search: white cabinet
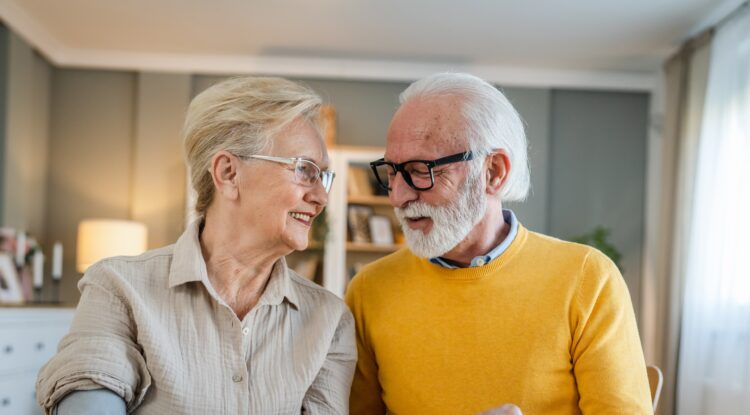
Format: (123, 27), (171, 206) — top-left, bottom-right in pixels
(0, 307), (75, 415)
(0, 372), (38, 415)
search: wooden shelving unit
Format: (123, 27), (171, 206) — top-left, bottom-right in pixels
(321, 146), (409, 297)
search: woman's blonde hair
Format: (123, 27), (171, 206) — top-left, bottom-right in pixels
(183, 76), (322, 216)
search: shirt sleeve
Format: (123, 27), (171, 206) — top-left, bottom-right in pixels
(36, 262), (152, 415)
(302, 305), (357, 414)
(571, 250), (653, 414)
(54, 389), (126, 415)
(345, 275), (387, 415)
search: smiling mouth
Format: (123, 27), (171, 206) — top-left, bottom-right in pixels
(405, 216), (431, 230)
(289, 212), (313, 226)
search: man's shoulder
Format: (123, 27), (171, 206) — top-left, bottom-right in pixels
(522, 228), (598, 262)
(523, 228), (621, 282)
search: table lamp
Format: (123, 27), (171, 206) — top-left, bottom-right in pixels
(76, 219), (148, 272)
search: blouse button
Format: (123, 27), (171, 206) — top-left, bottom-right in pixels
(242, 327), (250, 336)
(232, 374), (243, 383)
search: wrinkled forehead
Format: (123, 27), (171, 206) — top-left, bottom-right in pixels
(385, 96), (469, 162)
(271, 117), (330, 167)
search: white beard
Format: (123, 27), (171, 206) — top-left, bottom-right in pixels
(395, 170), (487, 258)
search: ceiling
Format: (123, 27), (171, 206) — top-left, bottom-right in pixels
(0, 0), (735, 90)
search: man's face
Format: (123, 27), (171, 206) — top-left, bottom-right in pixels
(385, 96), (488, 258)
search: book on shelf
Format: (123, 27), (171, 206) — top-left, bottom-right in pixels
(348, 205), (373, 243)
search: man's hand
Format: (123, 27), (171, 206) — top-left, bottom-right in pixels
(477, 403), (523, 415)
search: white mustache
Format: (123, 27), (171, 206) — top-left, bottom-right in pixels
(395, 202), (438, 221)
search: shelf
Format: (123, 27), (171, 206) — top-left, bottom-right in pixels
(347, 194), (392, 206)
(346, 242), (403, 253)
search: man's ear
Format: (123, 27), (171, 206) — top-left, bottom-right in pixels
(485, 150), (511, 195)
(210, 150), (240, 201)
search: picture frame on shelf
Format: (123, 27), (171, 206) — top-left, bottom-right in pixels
(348, 205), (373, 243)
(0, 253), (24, 304)
(369, 215), (394, 245)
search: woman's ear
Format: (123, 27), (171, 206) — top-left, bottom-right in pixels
(485, 150), (511, 195)
(210, 150), (240, 201)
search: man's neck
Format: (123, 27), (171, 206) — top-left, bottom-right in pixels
(440, 205), (509, 267)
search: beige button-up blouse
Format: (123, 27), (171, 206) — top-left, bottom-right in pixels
(36, 220), (356, 414)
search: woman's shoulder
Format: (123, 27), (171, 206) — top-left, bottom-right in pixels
(286, 271), (349, 315)
(78, 244), (176, 297)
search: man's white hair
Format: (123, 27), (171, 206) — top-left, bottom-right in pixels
(399, 72), (530, 201)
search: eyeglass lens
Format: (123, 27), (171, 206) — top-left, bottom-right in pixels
(373, 161), (433, 191)
(294, 159), (334, 192)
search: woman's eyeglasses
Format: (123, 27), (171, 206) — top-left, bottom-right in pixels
(242, 155), (335, 193)
(369, 151), (473, 191)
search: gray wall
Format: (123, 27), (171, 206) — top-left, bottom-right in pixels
(0, 28), (51, 244)
(46, 69), (136, 302)
(45, 69), (194, 303)
(503, 88), (552, 233)
(548, 90), (648, 309)
(131, 73), (191, 249)
(0, 25), (8, 223)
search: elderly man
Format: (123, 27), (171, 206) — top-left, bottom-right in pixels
(345, 73), (652, 414)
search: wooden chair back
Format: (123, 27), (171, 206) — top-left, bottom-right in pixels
(647, 365), (663, 411)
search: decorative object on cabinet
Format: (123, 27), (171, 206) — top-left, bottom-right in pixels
(0, 230), (54, 305)
(76, 219), (148, 272)
(0, 255), (23, 304)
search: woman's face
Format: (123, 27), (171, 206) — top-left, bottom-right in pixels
(237, 118), (329, 252)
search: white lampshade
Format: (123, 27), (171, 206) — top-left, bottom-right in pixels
(76, 219), (148, 272)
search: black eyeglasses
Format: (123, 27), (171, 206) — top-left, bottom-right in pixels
(369, 151), (474, 191)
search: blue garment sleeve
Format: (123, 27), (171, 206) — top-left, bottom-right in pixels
(54, 389), (126, 415)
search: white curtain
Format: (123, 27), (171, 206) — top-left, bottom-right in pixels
(676, 6), (750, 415)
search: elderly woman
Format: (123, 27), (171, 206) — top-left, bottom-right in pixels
(37, 77), (356, 414)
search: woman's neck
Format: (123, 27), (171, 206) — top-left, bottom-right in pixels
(199, 212), (287, 319)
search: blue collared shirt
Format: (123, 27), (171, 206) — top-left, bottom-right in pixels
(429, 209), (519, 268)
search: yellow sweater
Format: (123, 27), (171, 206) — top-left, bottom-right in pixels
(345, 224), (652, 415)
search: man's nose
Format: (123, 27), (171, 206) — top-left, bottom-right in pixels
(388, 172), (417, 208)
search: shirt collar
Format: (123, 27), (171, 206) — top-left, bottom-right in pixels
(429, 208), (519, 269)
(168, 219), (299, 309)
(257, 257), (300, 309)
